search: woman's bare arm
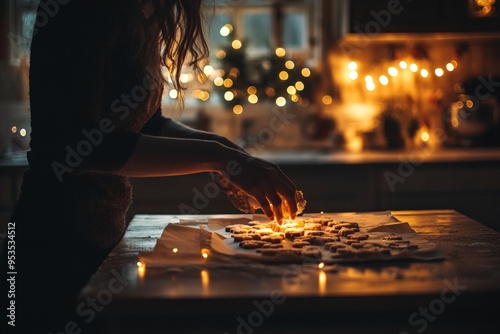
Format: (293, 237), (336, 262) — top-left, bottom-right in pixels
(115, 133), (297, 223)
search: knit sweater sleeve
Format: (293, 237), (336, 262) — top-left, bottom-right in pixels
(28, 0), (147, 181)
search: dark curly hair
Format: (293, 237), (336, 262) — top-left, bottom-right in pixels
(140, 0), (210, 101)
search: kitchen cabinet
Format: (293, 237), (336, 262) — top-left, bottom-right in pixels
(349, 0), (500, 34)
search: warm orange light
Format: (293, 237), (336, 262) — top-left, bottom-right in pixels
(233, 105), (243, 115)
(366, 82), (376, 91)
(276, 97), (287, 107)
(301, 68), (311, 77)
(248, 94), (259, 104)
(349, 71), (358, 80)
(295, 81), (305, 91)
(201, 248), (211, 259)
(232, 40), (242, 49)
(420, 69), (429, 78)
(173, 248), (179, 253)
(247, 86), (257, 95)
(224, 91), (235, 101)
(379, 75), (389, 85)
(388, 67), (398, 77)
(287, 86), (297, 95)
(322, 95), (333, 105)
(279, 71), (289, 81)
(285, 60), (295, 70)
(410, 63), (418, 72)
(11, 126), (17, 133)
(216, 50), (227, 59)
(223, 78), (234, 88)
(347, 61), (358, 71)
(214, 77), (224, 86)
(220, 24), (233, 36)
(275, 47), (286, 57)
(421, 131), (430, 142)
(265, 87), (276, 97)
(435, 68), (444, 77)
(318, 262), (325, 269)
(399, 61), (408, 69)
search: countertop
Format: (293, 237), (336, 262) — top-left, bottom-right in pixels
(79, 210), (500, 334)
(2, 148), (500, 168)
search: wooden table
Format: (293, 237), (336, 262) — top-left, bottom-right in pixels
(80, 210), (500, 334)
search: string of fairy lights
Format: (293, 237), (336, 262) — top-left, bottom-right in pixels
(165, 23), (322, 115)
(347, 59), (459, 92)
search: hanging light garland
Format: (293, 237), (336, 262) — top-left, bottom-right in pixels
(347, 59), (458, 92)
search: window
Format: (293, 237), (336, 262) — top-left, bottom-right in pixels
(7, 0), (38, 64)
(207, 0), (317, 59)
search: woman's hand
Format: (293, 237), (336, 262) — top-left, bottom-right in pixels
(220, 149), (298, 224)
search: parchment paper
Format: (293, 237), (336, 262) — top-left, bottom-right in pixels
(141, 211), (446, 267)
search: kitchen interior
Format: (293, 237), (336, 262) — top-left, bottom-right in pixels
(4, 0), (499, 230)
(1, 0), (500, 332)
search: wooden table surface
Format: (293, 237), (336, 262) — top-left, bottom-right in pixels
(80, 210), (500, 334)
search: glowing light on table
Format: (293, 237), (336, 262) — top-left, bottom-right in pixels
(173, 248), (179, 253)
(201, 249), (211, 259)
(366, 82), (376, 91)
(349, 71), (358, 80)
(319, 271), (327, 295)
(399, 61), (408, 69)
(410, 63), (418, 72)
(347, 61), (358, 71)
(420, 69), (429, 78)
(137, 261), (146, 280)
(201, 270), (210, 292)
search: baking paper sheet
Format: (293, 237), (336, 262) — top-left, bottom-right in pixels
(141, 211), (446, 267)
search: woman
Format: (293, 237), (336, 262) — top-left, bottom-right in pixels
(1, 0), (298, 332)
